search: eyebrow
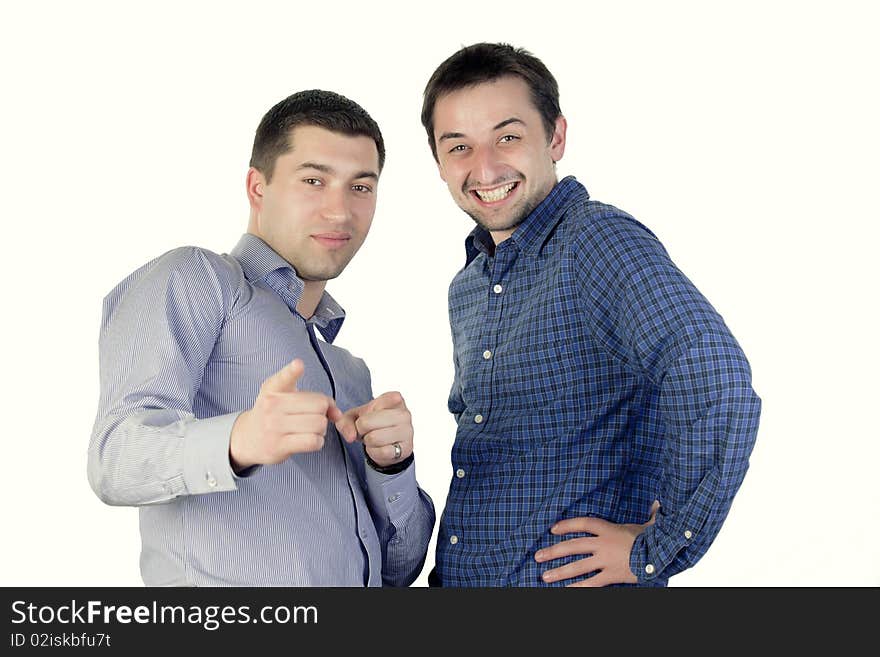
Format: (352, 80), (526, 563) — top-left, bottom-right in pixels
(493, 117), (525, 131)
(297, 162), (378, 180)
(437, 117), (526, 143)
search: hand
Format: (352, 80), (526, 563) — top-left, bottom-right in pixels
(534, 500), (660, 587)
(229, 359), (341, 472)
(334, 391), (414, 468)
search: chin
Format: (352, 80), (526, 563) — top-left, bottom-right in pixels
(300, 268), (345, 282)
(468, 211), (525, 234)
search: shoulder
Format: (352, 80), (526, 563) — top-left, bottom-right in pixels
(103, 246), (246, 317)
(560, 199), (671, 279)
(150, 246), (243, 285)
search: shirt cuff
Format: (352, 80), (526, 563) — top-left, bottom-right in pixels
(629, 531), (657, 583)
(629, 519), (699, 584)
(364, 457), (419, 532)
(182, 412), (243, 494)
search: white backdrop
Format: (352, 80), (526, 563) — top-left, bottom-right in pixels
(1, 1), (877, 586)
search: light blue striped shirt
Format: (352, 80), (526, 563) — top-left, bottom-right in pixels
(89, 233), (434, 586)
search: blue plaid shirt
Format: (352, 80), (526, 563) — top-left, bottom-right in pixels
(435, 176), (761, 586)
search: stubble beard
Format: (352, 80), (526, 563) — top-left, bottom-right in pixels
(463, 192), (542, 235)
(291, 243), (359, 283)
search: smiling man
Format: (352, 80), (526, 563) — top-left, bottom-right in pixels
(89, 90), (434, 586)
(422, 43), (761, 587)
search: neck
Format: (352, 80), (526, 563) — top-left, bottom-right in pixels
(296, 280), (326, 319)
(490, 228), (516, 245)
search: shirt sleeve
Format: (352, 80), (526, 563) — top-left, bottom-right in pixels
(88, 247), (247, 506)
(364, 461), (436, 587)
(353, 365), (436, 587)
(574, 213), (761, 583)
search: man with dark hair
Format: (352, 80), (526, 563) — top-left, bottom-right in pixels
(422, 43), (760, 587)
(89, 90), (434, 586)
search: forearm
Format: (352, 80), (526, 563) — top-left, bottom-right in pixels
(380, 490), (435, 586)
(631, 349), (761, 582)
(89, 247), (238, 506)
(88, 409), (242, 506)
(363, 461), (436, 586)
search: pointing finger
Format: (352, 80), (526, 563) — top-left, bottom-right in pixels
(261, 359), (304, 394)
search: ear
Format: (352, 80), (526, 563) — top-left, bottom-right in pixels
(549, 115), (567, 163)
(246, 167), (266, 214)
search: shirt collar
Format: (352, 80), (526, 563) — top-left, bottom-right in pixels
(464, 176), (588, 265)
(229, 233), (346, 343)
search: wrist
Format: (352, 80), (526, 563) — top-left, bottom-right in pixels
(364, 445), (413, 475)
(229, 410), (255, 473)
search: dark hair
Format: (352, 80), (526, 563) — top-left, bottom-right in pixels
(421, 43), (561, 161)
(250, 89), (385, 182)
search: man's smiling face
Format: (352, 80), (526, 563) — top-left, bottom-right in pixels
(432, 75), (566, 242)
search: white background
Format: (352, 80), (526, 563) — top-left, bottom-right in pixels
(1, 1), (877, 586)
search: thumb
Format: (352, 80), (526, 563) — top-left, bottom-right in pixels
(334, 403), (366, 443)
(647, 500), (661, 526)
(262, 358), (304, 394)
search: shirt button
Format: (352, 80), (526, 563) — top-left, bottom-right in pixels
(482, 350), (492, 360)
(474, 414), (484, 424)
(645, 564), (655, 575)
(684, 530), (693, 540)
(450, 535), (459, 545)
(205, 473), (217, 488)
(456, 468), (466, 479)
(388, 493), (400, 503)
(493, 284), (503, 294)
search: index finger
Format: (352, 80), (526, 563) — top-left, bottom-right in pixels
(551, 516), (612, 536)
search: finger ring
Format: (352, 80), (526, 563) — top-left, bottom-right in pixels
(392, 442), (402, 460)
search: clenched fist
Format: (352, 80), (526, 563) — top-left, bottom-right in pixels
(334, 391), (414, 468)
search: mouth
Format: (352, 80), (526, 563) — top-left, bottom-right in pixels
(470, 181), (520, 205)
(311, 233), (351, 250)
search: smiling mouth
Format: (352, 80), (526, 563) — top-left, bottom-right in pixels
(471, 182), (519, 203)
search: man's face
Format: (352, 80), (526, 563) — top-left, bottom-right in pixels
(432, 76), (566, 239)
(250, 125), (379, 281)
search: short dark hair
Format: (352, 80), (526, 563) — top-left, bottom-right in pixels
(250, 89), (385, 182)
(421, 42), (561, 161)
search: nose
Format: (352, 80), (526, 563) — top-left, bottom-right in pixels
(470, 145), (505, 187)
(321, 186), (351, 222)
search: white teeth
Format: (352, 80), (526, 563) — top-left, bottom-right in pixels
(475, 182), (516, 202)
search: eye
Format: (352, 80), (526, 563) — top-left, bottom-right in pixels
(352, 184), (373, 194)
(303, 177), (323, 186)
(448, 144), (469, 154)
(499, 134), (520, 144)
